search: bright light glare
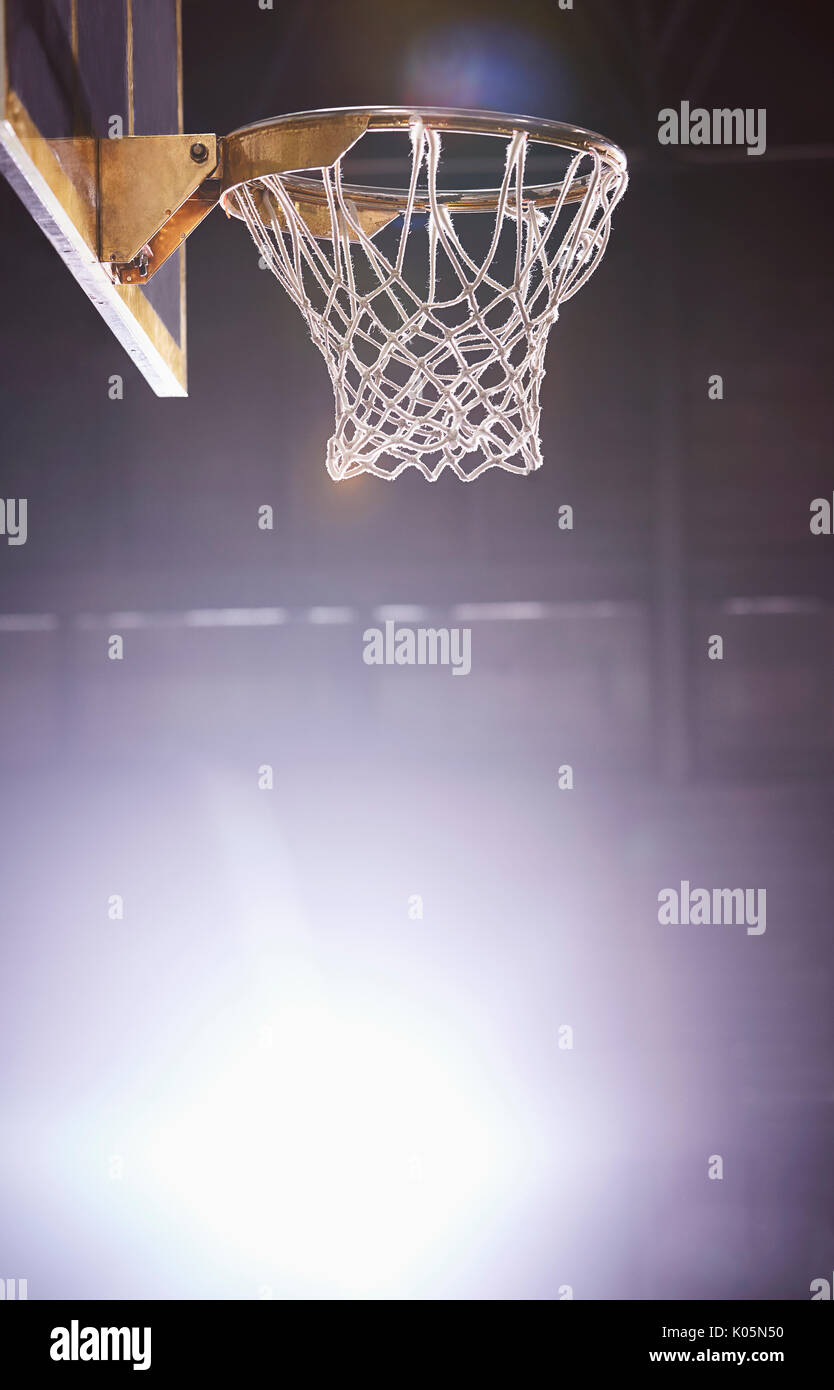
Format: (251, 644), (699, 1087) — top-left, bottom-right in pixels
(142, 998), (522, 1297)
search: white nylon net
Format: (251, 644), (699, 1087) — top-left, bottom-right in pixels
(230, 120), (627, 481)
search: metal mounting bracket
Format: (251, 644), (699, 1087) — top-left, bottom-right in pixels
(99, 134), (220, 284)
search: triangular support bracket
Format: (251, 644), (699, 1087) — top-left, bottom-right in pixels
(99, 133), (220, 284)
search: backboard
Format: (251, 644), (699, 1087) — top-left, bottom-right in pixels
(0, 0), (187, 395)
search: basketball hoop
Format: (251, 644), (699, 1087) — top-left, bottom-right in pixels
(221, 107), (628, 481)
